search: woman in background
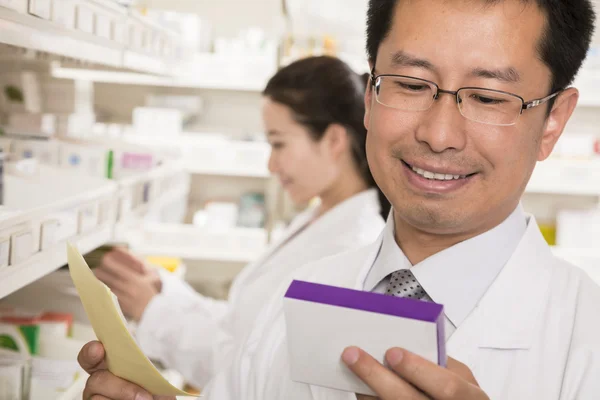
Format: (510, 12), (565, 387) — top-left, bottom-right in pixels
(87, 56), (389, 394)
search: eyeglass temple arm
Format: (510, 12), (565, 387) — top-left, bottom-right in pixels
(522, 91), (561, 110)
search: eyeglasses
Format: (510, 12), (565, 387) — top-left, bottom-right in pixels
(370, 71), (561, 126)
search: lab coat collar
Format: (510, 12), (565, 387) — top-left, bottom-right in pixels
(464, 214), (554, 350)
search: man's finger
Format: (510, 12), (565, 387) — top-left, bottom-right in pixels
(342, 346), (428, 400)
(77, 341), (106, 373)
(83, 370), (154, 400)
(385, 348), (487, 400)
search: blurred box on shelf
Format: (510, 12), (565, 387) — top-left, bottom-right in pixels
(75, 1), (95, 34)
(11, 138), (60, 165)
(28, 0), (52, 19)
(6, 113), (56, 137)
(86, 0), (128, 41)
(0, 0), (28, 14)
(56, 113), (96, 137)
(58, 142), (109, 178)
(556, 209), (600, 249)
(51, 0), (79, 29)
(553, 134), (599, 158)
(182, 135), (271, 177)
(133, 107), (182, 137)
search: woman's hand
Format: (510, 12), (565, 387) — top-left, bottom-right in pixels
(94, 248), (161, 321)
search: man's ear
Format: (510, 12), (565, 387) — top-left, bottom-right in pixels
(537, 88), (579, 161)
(364, 63), (375, 131)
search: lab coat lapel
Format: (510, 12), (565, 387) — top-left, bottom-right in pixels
(448, 215), (553, 353)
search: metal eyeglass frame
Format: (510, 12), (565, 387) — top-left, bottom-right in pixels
(369, 68), (562, 125)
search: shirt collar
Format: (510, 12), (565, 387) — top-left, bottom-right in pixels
(364, 204), (528, 328)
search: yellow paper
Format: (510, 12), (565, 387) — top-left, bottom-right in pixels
(67, 242), (196, 397)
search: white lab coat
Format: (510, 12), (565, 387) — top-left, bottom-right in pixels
(135, 189), (385, 388)
(203, 213), (600, 399)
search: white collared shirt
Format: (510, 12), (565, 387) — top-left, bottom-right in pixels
(363, 204), (528, 338)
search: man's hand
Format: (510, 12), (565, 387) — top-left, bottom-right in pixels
(78, 341), (175, 400)
(94, 248), (161, 321)
(342, 347), (489, 400)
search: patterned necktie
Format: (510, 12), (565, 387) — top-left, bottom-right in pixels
(385, 269), (432, 302)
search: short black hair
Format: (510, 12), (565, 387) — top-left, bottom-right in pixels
(366, 0), (596, 92)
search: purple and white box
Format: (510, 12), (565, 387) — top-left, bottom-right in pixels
(283, 280), (446, 396)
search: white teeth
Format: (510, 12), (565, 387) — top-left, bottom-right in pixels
(411, 165), (466, 181)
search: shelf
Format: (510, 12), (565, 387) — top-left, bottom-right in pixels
(551, 246), (600, 284)
(525, 158), (600, 196)
(51, 55), (276, 91)
(0, 7), (123, 68)
(181, 137), (272, 179)
(0, 224), (112, 299)
(127, 223), (268, 263)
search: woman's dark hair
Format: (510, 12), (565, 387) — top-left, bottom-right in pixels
(263, 56), (391, 219)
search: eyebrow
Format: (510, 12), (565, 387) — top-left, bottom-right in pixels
(389, 50), (521, 84)
(390, 51), (436, 71)
(469, 67), (521, 84)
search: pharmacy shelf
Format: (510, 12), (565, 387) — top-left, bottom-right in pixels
(0, 161), (118, 299)
(551, 246), (600, 284)
(0, 225), (112, 299)
(52, 55), (276, 91)
(127, 223), (268, 263)
(0, 7), (123, 68)
(526, 158), (600, 196)
(573, 67), (600, 107)
(181, 137), (272, 179)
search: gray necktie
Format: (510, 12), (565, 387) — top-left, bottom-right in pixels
(385, 269), (432, 302)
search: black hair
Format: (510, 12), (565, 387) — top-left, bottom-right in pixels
(263, 56), (391, 219)
(366, 0), (596, 95)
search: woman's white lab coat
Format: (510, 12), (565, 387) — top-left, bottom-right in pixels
(203, 213), (600, 399)
(134, 189), (385, 388)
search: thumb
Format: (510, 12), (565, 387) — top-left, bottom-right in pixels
(77, 341), (107, 374)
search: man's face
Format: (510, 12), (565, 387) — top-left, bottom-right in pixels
(365, 0), (578, 236)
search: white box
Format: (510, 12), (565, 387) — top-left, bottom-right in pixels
(0, 237), (10, 269)
(9, 230), (33, 265)
(75, 2), (94, 34)
(28, 0), (52, 19)
(284, 280), (446, 396)
(78, 203), (99, 234)
(59, 143), (107, 177)
(0, 0), (28, 13)
(11, 139), (60, 165)
(133, 107), (182, 136)
(51, 0), (78, 29)
(56, 113), (96, 137)
(39, 219), (60, 250)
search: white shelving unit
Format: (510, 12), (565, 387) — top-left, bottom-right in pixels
(0, 4), (184, 75)
(51, 51), (278, 92)
(126, 222), (268, 263)
(526, 158), (600, 196)
(0, 162), (118, 299)
(0, 6), (123, 67)
(0, 158), (189, 299)
(180, 135), (272, 178)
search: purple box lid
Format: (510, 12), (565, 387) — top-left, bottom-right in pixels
(284, 280), (447, 366)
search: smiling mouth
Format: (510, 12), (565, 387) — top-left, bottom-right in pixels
(402, 161), (476, 181)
